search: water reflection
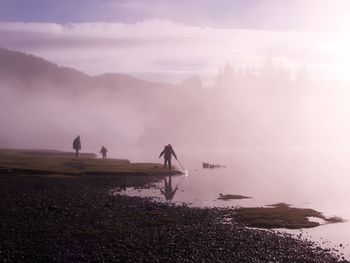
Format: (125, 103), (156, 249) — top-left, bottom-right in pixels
(160, 174), (178, 201)
(160, 174), (187, 201)
(115, 148), (350, 259)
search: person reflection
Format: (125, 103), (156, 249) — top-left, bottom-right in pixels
(160, 174), (178, 201)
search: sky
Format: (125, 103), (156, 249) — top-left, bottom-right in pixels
(1, 0), (350, 82)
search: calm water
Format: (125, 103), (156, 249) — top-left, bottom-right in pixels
(112, 147), (350, 259)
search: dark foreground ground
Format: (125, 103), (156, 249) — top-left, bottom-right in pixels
(0, 173), (347, 263)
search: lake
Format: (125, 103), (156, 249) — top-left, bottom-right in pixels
(112, 146), (350, 259)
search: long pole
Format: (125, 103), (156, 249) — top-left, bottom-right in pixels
(175, 175), (186, 188)
(176, 159), (186, 171)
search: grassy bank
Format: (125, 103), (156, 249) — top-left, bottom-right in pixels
(0, 148), (180, 176)
(232, 203), (344, 229)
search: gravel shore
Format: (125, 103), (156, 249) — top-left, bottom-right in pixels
(0, 173), (347, 262)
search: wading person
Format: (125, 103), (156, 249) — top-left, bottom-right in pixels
(159, 144), (177, 170)
(73, 135), (81, 157)
(99, 146), (108, 159)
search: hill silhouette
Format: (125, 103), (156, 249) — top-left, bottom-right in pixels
(0, 47), (188, 150)
(1, 47), (348, 150)
(0, 47), (298, 149)
(0, 47), (173, 93)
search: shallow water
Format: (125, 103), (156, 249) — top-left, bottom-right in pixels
(112, 147), (350, 259)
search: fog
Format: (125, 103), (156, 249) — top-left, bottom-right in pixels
(3, 46), (350, 256)
(2, 57), (350, 159)
(0, 81), (146, 153)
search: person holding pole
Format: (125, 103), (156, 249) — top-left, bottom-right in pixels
(159, 144), (177, 170)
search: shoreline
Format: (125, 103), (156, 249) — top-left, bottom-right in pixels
(0, 172), (347, 262)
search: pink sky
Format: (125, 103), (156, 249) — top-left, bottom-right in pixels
(1, 1), (350, 82)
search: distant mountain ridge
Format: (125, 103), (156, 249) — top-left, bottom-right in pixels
(0, 47), (173, 91)
(0, 48), (89, 86)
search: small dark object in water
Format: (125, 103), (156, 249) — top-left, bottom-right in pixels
(218, 193), (251, 200)
(202, 162), (225, 169)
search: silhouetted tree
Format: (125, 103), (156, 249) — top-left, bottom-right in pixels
(295, 64), (309, 85)
(182, 74), (202, 89)
(260, 54), (276, 79)
(275, 61), (291, 83)
(215, 63), (235, 88)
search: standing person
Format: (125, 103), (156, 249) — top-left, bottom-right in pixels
(159, 144), (177, 170)
(73, 135), (81, 157)
(99, 146), (108, 159)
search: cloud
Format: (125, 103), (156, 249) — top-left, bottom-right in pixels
(0, 20), (347, 82)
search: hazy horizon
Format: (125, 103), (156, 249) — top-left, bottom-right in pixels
(2, 2), (350, 260)
(2, 1), (350, 83)
(2, 1), (350, 155)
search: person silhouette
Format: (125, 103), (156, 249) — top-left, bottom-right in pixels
(160, 174), (178, 201)
(159, 144), (177, 170)
(72, 135), (81, 157)
(99, 146), (108, 159)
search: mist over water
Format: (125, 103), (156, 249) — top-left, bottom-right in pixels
(0, 82), (146, 152)
(4, 2), (350, 261)
(119, 147), (350, 259)
(2, 47), (350, 259)
(2, 49), (350, 208)
(3, 61), (350, 155)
